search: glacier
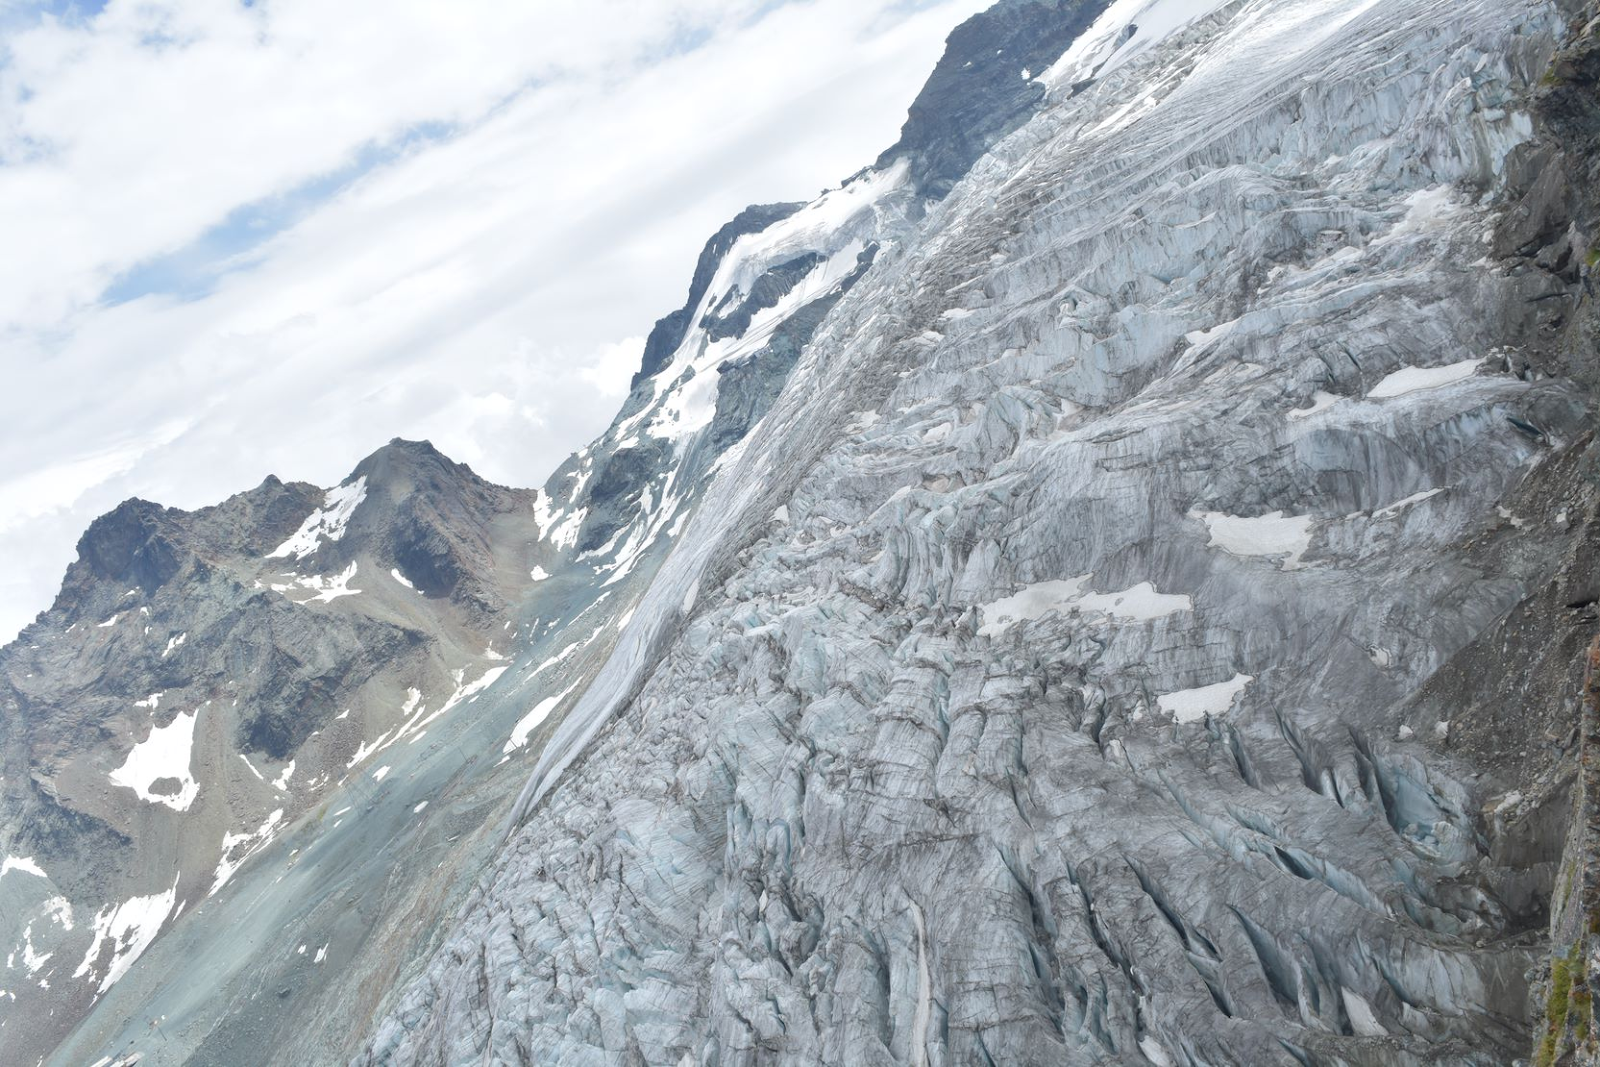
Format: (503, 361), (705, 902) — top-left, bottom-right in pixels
(356, 0), (1600, 1063)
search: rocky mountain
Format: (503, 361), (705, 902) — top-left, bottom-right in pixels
(5, 0), (1600, 1063)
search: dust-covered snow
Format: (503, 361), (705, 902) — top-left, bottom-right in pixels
(1157, 674), (1254, 723)
(109, 709), (200, 811)
(1367, 358), (1481, 399)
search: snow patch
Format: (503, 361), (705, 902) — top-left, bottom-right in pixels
(268, 477), (367, 560)
(161, 632), (186, 658)
(1195, 511), (1313, 569)
(547, 507), (587, 551)
(1040, 0), (1235, 88)
(1, 856), (46, 880)
(1158, 674), (1253, 723)
(74, 876), (179, 992)
(979, 577), (1190, 634)
(390, 568), (418, 591)
(1075, 582), (1192, 621)
(109, 709), (200, 811)
(530, 565), (550, 582)
(272, 561), (362, 603)
(271, 760), (295, 791)
(405, 667), (509, 739)
(41, 896), (72, 930)
(210, 809), (284, 896)
(979, 578), (1090, 636)
(505, 681), (582, 754)
(346, 729), (393, 769)
(20, 925), (51, 974)
(532, 488), (554, 538)
(1367, 359), (1481, 399)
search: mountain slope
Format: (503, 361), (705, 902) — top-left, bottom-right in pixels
(8, 0), (1600, 1062)
(0, 440), (543, 1060)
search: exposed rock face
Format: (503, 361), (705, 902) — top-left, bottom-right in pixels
(634, 203), (806, 385)
(876, 0), (1112, 199)
(8, 0), (1600, 1064)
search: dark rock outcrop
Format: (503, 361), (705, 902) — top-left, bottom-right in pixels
(876, 0), (1113, 199)
(633, 203), (805, 385)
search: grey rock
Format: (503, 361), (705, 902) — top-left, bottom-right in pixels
(0, 439), (541, 1065)
(635, 203), (807, 386)
(875, 0), (1113, 200)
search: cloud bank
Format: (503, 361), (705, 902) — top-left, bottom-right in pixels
(0, 0), (989, 641)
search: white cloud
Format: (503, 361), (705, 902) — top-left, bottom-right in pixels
(0, 0), (991, 641)
(0, 419), (188, 532)
(578, 337), (647, 395)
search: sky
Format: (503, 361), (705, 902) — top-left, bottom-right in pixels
(0, 0), (992, 642)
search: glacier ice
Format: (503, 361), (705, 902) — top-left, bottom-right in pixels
(358, 0), (1590, 1063)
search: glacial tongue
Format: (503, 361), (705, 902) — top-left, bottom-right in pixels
(356, 0), (1596, 1064)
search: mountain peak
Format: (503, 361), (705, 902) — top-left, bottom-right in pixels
(71, 497), (179, 591)
(877, 0), (1111, 199)
(349, 437), (462, 487)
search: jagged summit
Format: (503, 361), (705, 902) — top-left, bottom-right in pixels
(57, 477), (320, 617)
(876, 0), (1111, 198)
(71, 497), (184, 590)
(349, 437), (480, 490)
